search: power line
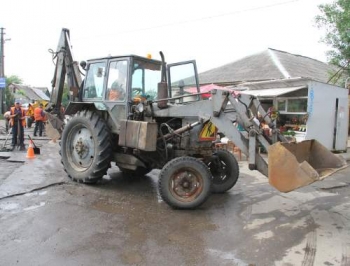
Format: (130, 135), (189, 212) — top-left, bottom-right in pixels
(75, 0), (300, 40)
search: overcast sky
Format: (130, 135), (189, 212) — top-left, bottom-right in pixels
(1, 0), (334, 89)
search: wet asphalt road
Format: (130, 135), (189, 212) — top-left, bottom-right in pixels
(1, 127), (350, 265)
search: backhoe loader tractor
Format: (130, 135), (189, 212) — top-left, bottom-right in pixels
(47, 28), (347, 209)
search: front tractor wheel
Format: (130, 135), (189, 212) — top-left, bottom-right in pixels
(60, 110), (112, 183)
(158, 157), (212, 209)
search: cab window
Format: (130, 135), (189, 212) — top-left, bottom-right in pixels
(83, 62), (105, 99)
(106, 60), (128, 102)
(131, 60), (161, 101)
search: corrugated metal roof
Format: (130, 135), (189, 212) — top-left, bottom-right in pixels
(33, 88), (50, 100)
(240, 86), (306, 97)
(9, 84), (50, 102)
(198, 48), (338, 86)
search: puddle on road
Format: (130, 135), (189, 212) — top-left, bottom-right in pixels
(90, 197), (217, 266)
(91, 201), (124, 214)
(0, 201), (46, 213)
(23, 202), (46, 211)
(122, 251), (143, 265)
(0, 159), (24, 183)
(0, 202), (20, 211)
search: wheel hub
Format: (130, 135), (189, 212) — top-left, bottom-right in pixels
(173, 172), (199, 197)
(67, 127), (95, 169)
(74, 138), (89, 159)
(210, 159), (227, 183)
(182, 181), (190, 188)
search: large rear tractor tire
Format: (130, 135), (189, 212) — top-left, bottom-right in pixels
(60, 110), (112, 183)
(158, 157), (212, 209)
(208, 149), (239, 193)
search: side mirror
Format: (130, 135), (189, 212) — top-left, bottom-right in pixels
(80, 61), (87, 70)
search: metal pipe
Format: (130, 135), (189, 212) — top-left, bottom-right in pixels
(160, 121), (201, 140)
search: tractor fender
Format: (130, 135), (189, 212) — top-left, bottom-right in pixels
(65, 102), (107, 116)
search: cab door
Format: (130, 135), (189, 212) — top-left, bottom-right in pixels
(83, 60), (107, 101)
(104, 58), (130, 133)
(167, 60), (200, 102)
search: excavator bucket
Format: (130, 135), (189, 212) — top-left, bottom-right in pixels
(45, 113), (63, 141)
(268, 140), (348, 192)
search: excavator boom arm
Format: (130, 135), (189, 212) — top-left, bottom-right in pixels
(50, 28), (82, 115)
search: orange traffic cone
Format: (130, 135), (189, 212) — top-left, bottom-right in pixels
(26, 140), (36, 159)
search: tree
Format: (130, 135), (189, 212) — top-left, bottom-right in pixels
(316, 0), (350, 85)
(6, 75), (22, 85)
(4, 87), (14, 110)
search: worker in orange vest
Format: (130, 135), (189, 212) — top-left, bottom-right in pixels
(34, 103), (45, 137)
(10, 102), (26, 151)
(26, 103), (35, 128)
(108, 81), (125, 101)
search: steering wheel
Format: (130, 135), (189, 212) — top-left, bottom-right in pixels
(133, 88), (142, 93)
(132, 88), (142, 97)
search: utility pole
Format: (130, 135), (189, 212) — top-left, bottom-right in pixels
(0, 27), (4, 113)
(0, 28), (11, 113)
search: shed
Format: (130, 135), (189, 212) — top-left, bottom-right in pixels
(238, 78), (349, 151)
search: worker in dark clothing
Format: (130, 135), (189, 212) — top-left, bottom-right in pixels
(10, 102), (26, 151)
(34, 103), (45, 137)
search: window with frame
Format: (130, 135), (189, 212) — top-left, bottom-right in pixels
(131, 60), (161, 101)
(84, 62), (105, 99)
(106, 60), (128, 101)
(277, 99), (286, 112)
(277, 98), (307, 113)
(287, 98), (307, 112)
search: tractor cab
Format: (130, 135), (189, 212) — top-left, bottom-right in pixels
(82, 55), (162, 104)
(76, 55), (201, 133)
(82, 55), (200, 104)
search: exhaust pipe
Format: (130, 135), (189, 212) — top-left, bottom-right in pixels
(157, 51), (168, 109)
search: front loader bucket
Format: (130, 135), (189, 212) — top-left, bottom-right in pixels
(268, 140), (347, 192)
